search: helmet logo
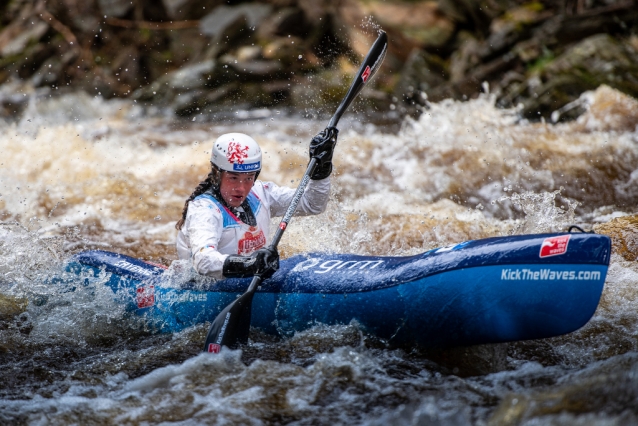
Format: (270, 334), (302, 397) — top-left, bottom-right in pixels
(227, 141), (249, 164)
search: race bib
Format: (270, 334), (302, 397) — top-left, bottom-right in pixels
(238, 227), (266, 255)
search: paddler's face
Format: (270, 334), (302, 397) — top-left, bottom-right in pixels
(219, 171), (256, 208)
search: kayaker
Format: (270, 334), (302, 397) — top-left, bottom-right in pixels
(175, 130), (337, 280)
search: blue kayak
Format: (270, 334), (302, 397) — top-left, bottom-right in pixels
(62, 232), (610, 348)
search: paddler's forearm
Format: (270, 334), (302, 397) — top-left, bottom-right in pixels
(295, 176), (330, 216)
(192, 246), (227, 279)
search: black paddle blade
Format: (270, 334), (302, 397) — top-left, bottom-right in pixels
(329, 30), (388, 128)
(203, 290), (255, 353)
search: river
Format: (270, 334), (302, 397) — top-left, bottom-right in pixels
(1, 84), (637, 424)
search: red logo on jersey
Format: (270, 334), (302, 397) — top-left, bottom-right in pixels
(238, 227), (266, 255)
(540, 235), (570, 258)
(208, 343), (221, 353)
(136, 285), (155, 308)
(227, 141), (249, 164)
(361, 65), (371, 82)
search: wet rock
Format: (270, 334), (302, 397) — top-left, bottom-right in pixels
(449, 34), (481, 84)
(571, 85), (638, 133)
(331, 0), (412, 77)
(394, 49), (448, 104)
(98, 0), (133, 18)
(256, 7), (310, 39)
(199, 3), (272, 38)
(134, 53), (290, 115)
(365, 1), (455, 49)
(236, 80), (291, 108)
(200, 5), (248, 38)
(0, 14), (49, 58)
(220, 56), (286, 79)
(0, 95), (28, 119)
(177, 79), (292, 115)
(262, 37), (308, 67)
(552, 2), (638, 45)
(133, 59), (218, 103)
(173, 83), (237, 115)
(199, 3), (272, 57)
(235, 45), (262, 62)
(425, 48), (520, 104)
(162, 0), (224, 20)
(482, 4), (552, 61)
(596, 215), (638, 262)
(2, 0), (638, 125)
(447, 5), (549, 86)
(0, 80), (30, 119)
(505, 34), (638, 120)
(63, 2), (102, 34)
(437, 0), (494, 36)
(110, 45), (144, 90)
(297, 0), (337, 21)
(0, 294), (27, 323)
(488, 357), (638, 425)
(290, 66), (350, 113)
(31, 49), (79, 88)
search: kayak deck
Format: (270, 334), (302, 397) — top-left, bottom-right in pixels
(61, 232), (611, 348)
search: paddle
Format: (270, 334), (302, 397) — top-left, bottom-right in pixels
(203, 30), (388, 353)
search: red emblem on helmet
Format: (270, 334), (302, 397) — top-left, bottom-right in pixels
(361, 66), (371, 82)
(540, 235), (570, 258)
(227, 141), (249, 164)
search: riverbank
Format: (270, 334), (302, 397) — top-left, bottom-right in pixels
(1, 0), (637, 123)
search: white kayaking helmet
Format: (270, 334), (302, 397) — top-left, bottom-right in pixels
(211, 133), (262, 173)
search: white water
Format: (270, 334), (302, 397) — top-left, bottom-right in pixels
(1, 85), (638, 424)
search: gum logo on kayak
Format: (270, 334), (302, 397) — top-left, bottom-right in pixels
(540, 235), (570, 258)
(293, 258), (385, 274)
(114, 260), (154, 277)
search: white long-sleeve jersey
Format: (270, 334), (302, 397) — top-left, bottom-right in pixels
(176, 178), (330, 279)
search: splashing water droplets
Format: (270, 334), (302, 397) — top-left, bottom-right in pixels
(499, 189), (579, 234)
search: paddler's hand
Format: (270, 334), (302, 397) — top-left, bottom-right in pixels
(309, 127), (338, 180)
(222, 247), (280, 279)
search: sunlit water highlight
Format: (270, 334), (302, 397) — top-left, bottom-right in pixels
(1, 85), (637, 424)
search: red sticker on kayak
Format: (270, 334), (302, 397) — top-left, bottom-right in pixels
(208, 343), (221, 353)
(361, 65), (371, 82)
(136, 285), (155, 308)
(540, 235), (570, 258)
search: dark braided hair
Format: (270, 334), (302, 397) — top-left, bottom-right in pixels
(175, 165), (221, 230)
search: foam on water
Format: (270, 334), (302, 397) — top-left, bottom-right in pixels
(1, 86), (638, 424)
